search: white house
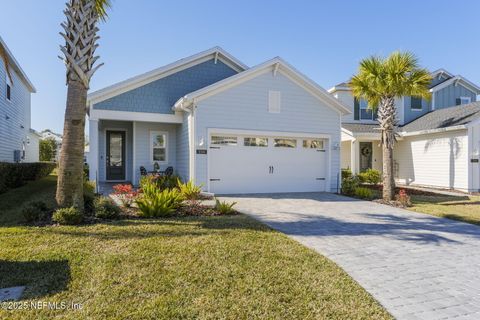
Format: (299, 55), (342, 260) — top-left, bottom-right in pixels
(87, 47), (350, 194)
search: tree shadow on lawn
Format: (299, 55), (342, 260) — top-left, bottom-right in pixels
(0, 260), (70, 300)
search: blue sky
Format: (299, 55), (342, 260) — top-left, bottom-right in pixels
(1, 0), (479, 133)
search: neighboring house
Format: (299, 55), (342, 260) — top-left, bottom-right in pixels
(25, 128), (41, 162)
(87, 47), (350, 194)
(0, 36), (36, 162)
(330, 69), (480, 192)
(40, 129), (63, 161)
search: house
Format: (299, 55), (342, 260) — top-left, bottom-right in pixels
(87, 47), (350, 194)
(330, 69), (480, 192)
(25, 128), (41, 162)
(0, 36), (37, 163)
(40, 129), (63, 161)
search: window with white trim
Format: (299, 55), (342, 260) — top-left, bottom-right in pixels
(151, 131), (167, 163)
(460, 96), (471, 105)
(303, 139), (324, 149)
(274, 138), (297, 148)
(268, 90), (281, 113)
(211, 136), (237, 146)
(359, 99), (374, 120)
(6, 75), (12, 101)
(244, 137), (268, 147)
(411, 97), (422, 110)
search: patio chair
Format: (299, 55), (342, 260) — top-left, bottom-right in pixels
(140, 166), (148, 176)
(160, 166), (174, 177)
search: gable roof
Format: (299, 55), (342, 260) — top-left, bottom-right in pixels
(174, 57), (351, 115)
(87, 47), (248, 106)
(0, 36), (36, 93)
(400, 102), (480, 134)
(429, 75), (480, 94)
(342, 123), (381, 134)
(430, 68), (454, 80)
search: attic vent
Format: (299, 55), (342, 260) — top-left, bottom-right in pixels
(268, 90), (281, 113)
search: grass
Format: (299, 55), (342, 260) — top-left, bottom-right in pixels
(409, 194), (480, 225)
(0, 175), (392, 319)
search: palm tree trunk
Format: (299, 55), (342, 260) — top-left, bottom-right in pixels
(378, 96), (397, 200)
(56, 80), (86, 210)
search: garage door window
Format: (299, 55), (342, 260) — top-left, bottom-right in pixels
(274, 138), (297, 148)
(244, 137), (268, 147)
(303, 139), (324, 149)
(211, 136), (237, 146)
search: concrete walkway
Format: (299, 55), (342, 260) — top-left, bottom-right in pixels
(219, 193), (480, 320)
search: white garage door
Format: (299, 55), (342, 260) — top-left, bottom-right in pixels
(208, 133), (328, 194)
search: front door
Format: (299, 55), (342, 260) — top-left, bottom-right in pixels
(106, 130), (125, 180)
(359, 142), (372, 172)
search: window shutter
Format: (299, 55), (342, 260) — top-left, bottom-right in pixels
(354, 97), (359, 120)
(456, 98), (461, 106)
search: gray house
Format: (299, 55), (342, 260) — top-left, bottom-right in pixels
(330, 69), (480, 192)
(0, 36), (37, 163)
(87, 47), (350, 194)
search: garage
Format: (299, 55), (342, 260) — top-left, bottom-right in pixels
(208, 132), (328, 194)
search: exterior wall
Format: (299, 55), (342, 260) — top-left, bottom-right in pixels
(175, 112), (190, 182)
(434, 84), (477, 110)
(341, 141), (351, 169)
(98, 120), (133, 182)
(404, 96), (430, 124)
(195, 71), (342, 192)
(25, 132), (39, 162)
(468, 124), (480, 192)
(92, 59), (238, 114)
(0, 60), (31, 162)
(133, 122), (177, 185)
(394, 130), (468, 191)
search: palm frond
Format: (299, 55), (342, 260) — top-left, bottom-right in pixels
(0, 44), (13, 84)
(93, 0), (111, 20)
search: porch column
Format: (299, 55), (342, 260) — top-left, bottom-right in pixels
(88, 119), (99, 184)
(350, 139), (357, 174)
(132, 121), (136, 185)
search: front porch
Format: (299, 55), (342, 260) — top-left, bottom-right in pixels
(341, 124), (383, 174)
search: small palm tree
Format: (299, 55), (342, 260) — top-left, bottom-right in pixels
(56, 0), (111, 210)
(350, 52), (431, 200)
(0, 43), (13, 84)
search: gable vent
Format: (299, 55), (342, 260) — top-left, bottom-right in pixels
(268, 90), (281, 113)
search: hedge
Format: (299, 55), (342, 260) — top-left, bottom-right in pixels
(0, 162), (56, 194)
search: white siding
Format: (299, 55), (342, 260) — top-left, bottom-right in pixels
(395, 130), (468, 190)
(195, 71), (342, 192)
(24, 132), (39, 162)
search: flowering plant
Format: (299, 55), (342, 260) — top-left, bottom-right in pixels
(396, 189), (411, 207)
(113, 184), (138, 207)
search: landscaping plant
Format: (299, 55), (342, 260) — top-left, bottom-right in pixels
(341, 176), (360, 196)
(178, 180), (203, 200)
(83, 180), (96, 214)
(214, 198), (237, 215)
(354, 187), (374, 200)
(22, 201), (50, 223)
(358, 169), (381, 185)
(52, 207), (83, 225)
(396, 189), (412, 207)
(341, 168), (352, 180)
(136, 188), (184, 217)
(94, 196), (121, 219)
(113, 183), (138, 207)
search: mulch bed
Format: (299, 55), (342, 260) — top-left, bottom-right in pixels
(362, 184), (449, 196)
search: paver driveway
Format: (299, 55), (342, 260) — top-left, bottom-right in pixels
(219, 192), (480, 320)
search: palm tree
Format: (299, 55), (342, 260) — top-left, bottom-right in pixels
(0, 43), (13, 84)
(349, 52), (431, 200)
(56, 0), (111, 210)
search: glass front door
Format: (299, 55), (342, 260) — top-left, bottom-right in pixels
(106, 131), (125, 180)
(359, 142), (373, 172)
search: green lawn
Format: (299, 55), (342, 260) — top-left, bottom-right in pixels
(409, 194), (480, 225)
(0, 176), (391, 319)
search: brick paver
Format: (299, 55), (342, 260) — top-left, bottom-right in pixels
(219, 193), (480, 320)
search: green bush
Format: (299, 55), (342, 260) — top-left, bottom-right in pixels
(358, 169), (381, 185)
(214, 198), (237, 215)
(52, 207), (83, 225)
(136, 188), (184, 217)
(83, 181), (96, 214)
(94, 196), (120, 219)
(0, 162), (56, 194)
(341, 168), (352, 180)
(354, 187), (374, 200)
(22, 201), (50, 223)
(178, 180), (203, 200)
(341, 176), (360, 196)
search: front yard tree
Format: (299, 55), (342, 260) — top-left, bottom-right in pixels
(56, 0), (110, 210)
(349, 52), (431, 200)
(40, 138), (57, 162)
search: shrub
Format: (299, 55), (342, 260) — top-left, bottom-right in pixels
(214, 198), (237, 215)
(341, 168), (352, 180)
(396, 189), (412, 207)
(0, 162), (56, 194)
(354, 187), (374, 200)
(136, 188), (184, 217)
(113, 184), (138, 207)
(22, 201), (50, 223)
(178, 180), (203, 200)
(52, 207), (83, 225)
(83, 180), (96, 214)
(358, 169), (381, 185)
(341, 176), (359, 196)
(156, 174), (181, 190)
(94, 196), (121, 219)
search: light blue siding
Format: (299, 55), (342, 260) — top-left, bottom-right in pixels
(404, 96), (430, 123)
(434, 85), (477, 109)
(93, 59), (237, 114)
(0, 60), (31, 162)
(430, 74), (449, 87)
(195, 72), (342, 192)
(175, 112), (190, 182)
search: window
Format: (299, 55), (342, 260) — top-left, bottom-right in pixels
(460, 97), (471, 105)
(411, 97), (422, 110)
(274, 138), (297, 148)
(359, 99), (374, 120)
(151, 131), (167, 162)
(244, 137), (268, 147)
(268, 90), (281, 113)
(211, 136), (237, 146)
(303, 139), (324, 149)
(6, 75), (12, 101)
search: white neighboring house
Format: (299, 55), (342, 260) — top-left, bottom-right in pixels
(0, 36), (37, 163)
(87, 47), (350, 194)
(330, 69), (480, 192)
(25, 128), (41, 162)
(40, 129), (63, 161)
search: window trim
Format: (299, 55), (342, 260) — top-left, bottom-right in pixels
(5, 75), (12, 102)
(359, 98), (374, 120)
(460, 96), (471, 105)
(150, 130), (168, 164)
(303, 139), (325, 150)
(273, 138), (297, 148)
(244, 137), (268, 147)
(210, 135), (238, 146)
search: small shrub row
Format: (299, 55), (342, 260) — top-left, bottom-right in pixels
(0, 162), (56, 193)
(22, 201), (51, 223)
(357, 169), (381, 185)
(52, 207), (83, 225)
